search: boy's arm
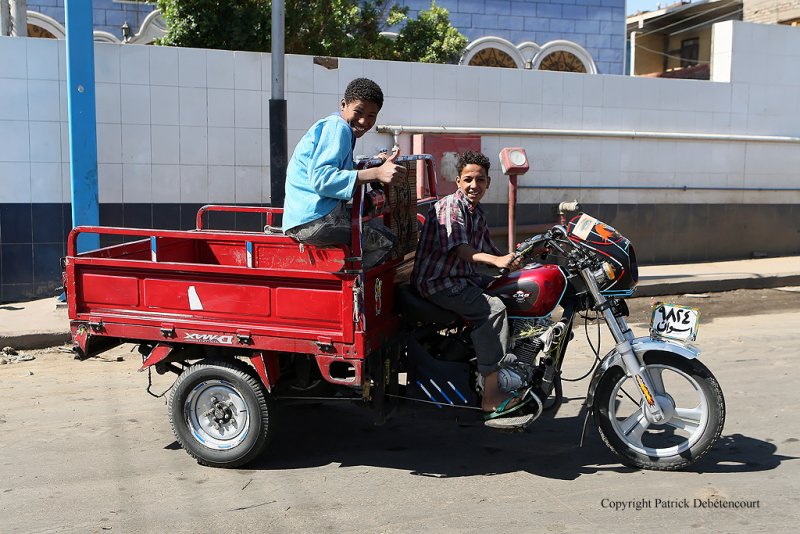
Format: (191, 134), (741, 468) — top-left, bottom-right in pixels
(439, 200), (521, 271)
(454, 245), (521, 271)
(308, 122), (360, 200)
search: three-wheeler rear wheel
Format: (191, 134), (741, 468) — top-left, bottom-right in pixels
(168, 358), (272, 468)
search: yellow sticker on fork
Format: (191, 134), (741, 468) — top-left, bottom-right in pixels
(635, 375), (655, 406)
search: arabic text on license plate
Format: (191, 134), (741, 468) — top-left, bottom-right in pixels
(650, 303), (700, 342)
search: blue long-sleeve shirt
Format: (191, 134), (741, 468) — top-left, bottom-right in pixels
(282, 113), (358, 232)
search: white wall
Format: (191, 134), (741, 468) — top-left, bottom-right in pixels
(1, 20), (798, 209)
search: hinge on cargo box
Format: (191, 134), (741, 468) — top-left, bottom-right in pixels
(315, 337), (335, 353)
(88, 319), (103, 332)
(160, 324), (176, 338)
(236, 330), (252, 345)
(352, 276), (363, 327)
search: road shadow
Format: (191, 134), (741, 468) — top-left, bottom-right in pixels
(246, 401), (607, 480)
(686, 433), (797, 473)
(197, 401), (794, 479)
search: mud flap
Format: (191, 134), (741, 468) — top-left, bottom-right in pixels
(369, 340), (401, 425)
(72, 325), (122, 360)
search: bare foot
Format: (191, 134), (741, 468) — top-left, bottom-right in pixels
(481, 370), (523, 412)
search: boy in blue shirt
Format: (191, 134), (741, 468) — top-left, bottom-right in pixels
(282, 78), (405, 268)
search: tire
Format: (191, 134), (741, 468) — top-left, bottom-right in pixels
(593, 352), (725, 471)
(168, 358), (272, 468)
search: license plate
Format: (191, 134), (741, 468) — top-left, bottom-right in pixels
(650, 303), (700, 342)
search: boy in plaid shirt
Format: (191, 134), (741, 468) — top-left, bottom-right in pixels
(412, 151), (525, 416)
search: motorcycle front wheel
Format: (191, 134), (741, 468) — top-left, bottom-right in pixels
(593, 352), (725, 471)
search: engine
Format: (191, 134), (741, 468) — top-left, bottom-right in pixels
(510, 317), (555, 366)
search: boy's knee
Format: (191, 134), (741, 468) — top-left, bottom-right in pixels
(487, 296), (507, 317)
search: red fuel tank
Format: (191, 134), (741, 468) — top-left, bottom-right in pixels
(487, 264), (567, 317)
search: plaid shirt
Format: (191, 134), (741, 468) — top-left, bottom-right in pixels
(412, 189), (501, 297)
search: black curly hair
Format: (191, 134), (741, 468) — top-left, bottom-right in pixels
(456, 150), (491, 175)
(343, 78), (384, 109)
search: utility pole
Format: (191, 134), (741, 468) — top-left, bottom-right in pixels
(9, 0), (26, 36)
(65, 0), (100, 251)
(269, 0), (287, 209)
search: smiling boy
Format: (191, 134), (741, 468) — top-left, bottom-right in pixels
(282, 78), (405, 268)
(412, 150), (525, 416)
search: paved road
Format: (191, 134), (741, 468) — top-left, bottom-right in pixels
(2, 289), (799, 533)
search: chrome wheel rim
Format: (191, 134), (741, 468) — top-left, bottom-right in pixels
(185, 379), (250, 450)
(608, 364), (709, 458)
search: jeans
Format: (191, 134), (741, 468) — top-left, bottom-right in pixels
(427, 278), (509, 376)
(285, 201), (396, 269)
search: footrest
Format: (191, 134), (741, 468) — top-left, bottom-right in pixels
(484, 413), (535, 431)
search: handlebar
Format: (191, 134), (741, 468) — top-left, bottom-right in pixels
(497, 225), (571, 275)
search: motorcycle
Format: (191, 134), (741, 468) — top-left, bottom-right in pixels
(396, 212), (726, 471)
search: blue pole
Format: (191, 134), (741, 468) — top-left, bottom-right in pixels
(65, 0), (100, 252)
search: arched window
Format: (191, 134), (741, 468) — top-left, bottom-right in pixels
(26, 11), (66, 39)
(460, 37), (525, 69)
(531, 41), (597, 74)
(460, 37), (597, 74)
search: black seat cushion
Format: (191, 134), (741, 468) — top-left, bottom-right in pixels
(395, 284), (460, 326)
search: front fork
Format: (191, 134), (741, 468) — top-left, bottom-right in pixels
(581, 269), (666, 423)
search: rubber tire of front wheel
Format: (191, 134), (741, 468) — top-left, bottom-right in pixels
(593, 352), (725, 471)
(168, 358), (272, 468)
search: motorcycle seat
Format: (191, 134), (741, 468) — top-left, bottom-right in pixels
(395, 284), (460, 326)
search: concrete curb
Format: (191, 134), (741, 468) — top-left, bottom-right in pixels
(636, 274), (800, 298)
(0, 333), (72, 351)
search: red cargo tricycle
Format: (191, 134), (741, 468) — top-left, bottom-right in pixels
(65, 154), (725, 470)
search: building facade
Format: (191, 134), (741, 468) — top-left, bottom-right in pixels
(398, 0), (626, 74)
(26, 0), (156, 41)
(744, 0), (800, 24)
(626, 0), (743, 79)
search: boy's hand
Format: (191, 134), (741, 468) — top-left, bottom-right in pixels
(376, 147), (405, 185)
(496, 253), (523, 271)
(373, 145), (397, 162)
(356, 147), (405, 186)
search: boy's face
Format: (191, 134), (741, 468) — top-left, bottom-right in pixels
(456, 163), (490, 206)
(340, 98), (380, 138)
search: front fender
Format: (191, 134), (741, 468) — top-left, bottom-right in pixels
(583, 337), (701, 409)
